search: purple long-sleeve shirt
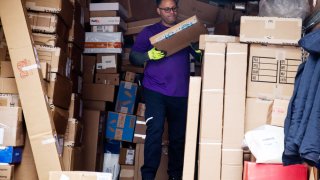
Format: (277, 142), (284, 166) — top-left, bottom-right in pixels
(132, 22), (191, 97)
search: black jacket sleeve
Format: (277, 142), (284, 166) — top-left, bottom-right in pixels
(129, 50), (149, 67)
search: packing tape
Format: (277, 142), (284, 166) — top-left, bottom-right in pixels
(202, 89), (224, 93)
(42, 137), (55, 145)
(134, 134), (146, 139)
(136, 120), (146, 125)
(59, 174), (70, 180)
(21, 64), (38, 71)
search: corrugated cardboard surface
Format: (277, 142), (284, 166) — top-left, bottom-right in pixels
(119, 148), (135, 165)
(198, 143), (222, 180)
(125, 18), (160, 35)
(150, 16), (207, 56)
(245, 98), (273, 132)
(0, 61), (14, 77)
(32, 33), (67, 51)
(69, 93), (81, 119)
(0, 164), (14, 180)
(240, 16), (302, 45)
(135, 103), (145, 117)
(64, 118), (82, 147)
(221, 164), (243, 180)
(83, 100), (106, 111)
(247, 44), (302, 99)
(221, 149), (243, 165)
(62, 147), (82, 171)
(120, 165), (134, 180)
(0, 78), (18, 94)
(199, 35), (239, 50)
(269, 99), (289, 127)
(49, 171), (112, 180)
(0, 94), (20, 107)
(82, 84), (115, 102)
(95, 73), (120, 85)
(82, 55), (96, 84)
(0, 107), (24, 146)
(47, 74), (72, 109)
(223, 43), (247, 149)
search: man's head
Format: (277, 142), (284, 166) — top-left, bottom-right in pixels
(156, 0), (178, 27)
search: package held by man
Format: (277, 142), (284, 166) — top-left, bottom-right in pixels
(84, 32), (122, 54)
(149, 15), (208, 56)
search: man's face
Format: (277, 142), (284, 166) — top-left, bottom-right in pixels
(157, 0), (178, 27)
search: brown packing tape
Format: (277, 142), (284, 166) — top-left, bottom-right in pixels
(115, 128), (123, 140)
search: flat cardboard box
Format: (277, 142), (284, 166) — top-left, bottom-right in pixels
(47, 74), (72, 109)
(269, 99), (289, 127)
(27, 12), (69, 41)
(96, 54), (118, 74)
(84, 32), (122, 54)
(247, 44), (302, 99)
(83, 100), (106, 111)
(49, 171), (112, 180)
(222, 149), (243, 165)
(82, 55), (96, 84)
(89, 2), (129, 19)
(120, 165), (134, 180)
(243, 161), (307, 180)
(150, 16), (207, 56)
(124, 71), (135, 83)
(223, 43), (247, 149)
(115, 81), (138, 115)
(133, 116), (146, 144)
(0, 146), (22, 163)
(91, 25), (119, 33)
(0, 78), (18, 94)
(245, 98), (273, 132)
(182, 77), (201, 180)
(69, 93), (81, 119)
(25, 0), (74, 28)
(0, 61), (14, 78)
(82, 84), (115, 102)
(221, 164), (243, 180)
(119, 148), (135, 165)
(32, 33), (67, 50)
(106, 112), (136, 142)
(0, 107), (24, 146)
(0, 164), (14, 180)
(0, 94), (20, 107)
(198, 143), (221, 180)
(199, 35), (239, 50)
(95, 73), (120, 85)
(64, 118), (82, 147)
(51, 106), (69, 135)
(136, 103), (145, 117)
(240, 16), (302, 45)
(125, 18), (161, 35)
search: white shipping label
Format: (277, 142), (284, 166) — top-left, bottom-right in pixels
(125, 149), (135, 165)
(124, 82), (132, 89)
(102, 56), (116, 69)
(0, 128), (4, 145)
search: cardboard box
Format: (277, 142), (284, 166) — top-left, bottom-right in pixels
(120, 165), (134, 180)
(51, 106), (69, 135)
(90, 10), (118, 18)
(0, 107), (24, 146)
(90, 2), (129, 19)
(121, 64), (144, 74)
(27, 12), (69, 41)
(0, 42), (9, 62)
(115, 81), (138, 115)
(96, 54), (118, 74)
(221, 164), (243, 180)
(0, 94), (20, 107)
(91, 25), (119, 33)
(124, 71), (135, 83)
(133, 116), (146, 144)
(198, 143), (221, 180)
(199, 35), (239, 50)
(68, 20), (85, 49)
(83, 100), (106, 111)
(0, 61), (14, 78)
(106, 112), (136, 142)
(223, 43), (247, 149)
(240, 16), (302, 45)
(0, 78), (18, 94)
(90, 17), (127, 30)
(25, 0), (73, 28)
(182, 77), (201, 180)
(64, 118), (82, 147)
(47, 74), (72, 109)
(269, 99), (289, 127)
(0, 164), (14, 180)
(243, 161), (307, 180)
(119, 148), (135, 165)
(247, 44), (302, 99)
(49, 171), (112, 180)
(40, 62), (50, 80)
(69, 93), (81, 119)
(150, 16), (207, 56)
(84, 32), (122, 54)
(245, 98), (273, 132)
(32, 33), (67, 50)
(62, 147), (82, 171)
(82, 55), (96, 84)
(82, 84), (115, 102)
(0, 146), (22, 163)
(95, 73), (120, 85)
(125, 18), (161, 35)
(136, 103), (145, 117)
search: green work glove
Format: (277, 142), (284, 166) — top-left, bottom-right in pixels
(195, 49), (203, 61)
(147, 47), (165, 60)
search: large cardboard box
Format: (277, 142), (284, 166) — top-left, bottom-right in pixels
(222, 43), (247, 149)
(0, 107), (24, 146)
(89, 2), (129, 19)
(115, 81), (138, 115)
(40, 62), (50, 81)
(182, 77), (201, 180)
(221, 164), (243, 180)
(120, 165), (134, 180)
(119, 148), (135, 165)
(82, 55), (96, 84)
(0, 78), (18, 94)
(64, 118), (82, 147)
(243, 161), (307, 180)
(62, 147), (82, 171)
(0, 146), (22, 163)
(125, 18), (161, 35)
(69, 93), (81, 119)
(150, 16), (207, 56)
(199, 35), (239, 50)
(83, 100), (106, 111)
(245, 98), (273, 132)
(269, 99), (289, 127)
(133, 116), (146, 144)
(32, 33), (67, 50)
(68, 20), (85, 50)
(84, 32), (122, 54)
(96, 54), (118, 74)
(0, 61), (14, 78)
(25, 0), (73, 28)
(82, 84), (115, 102)
(0, 94), (20, 107)
(95, 73), (120, 85)
(49, 171), (112, 180)
(106, 112), (136, 142)
(91, 25), (119, 33)
(247, 44), (302, 99)
(47, 74), (72, 109)
(0, 164), (14, 180)
(90, 17), (127, 30)
(51, 106), (69, 135)
(240, 16), (302, 45)
(198, 143), (221, 180)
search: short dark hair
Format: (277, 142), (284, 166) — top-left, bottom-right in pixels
(156, 0), (178, 7)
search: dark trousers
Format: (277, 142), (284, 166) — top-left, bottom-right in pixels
(141, 88), (188, 180)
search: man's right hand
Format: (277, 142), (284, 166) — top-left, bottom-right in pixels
(147, 47), (165, 60)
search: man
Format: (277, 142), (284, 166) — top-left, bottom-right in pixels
(130, 0), (200, 179)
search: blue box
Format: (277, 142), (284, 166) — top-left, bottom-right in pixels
(0, 146), (22, 163)
(115, 81), (138, 115)
(106, 111), (136, 142)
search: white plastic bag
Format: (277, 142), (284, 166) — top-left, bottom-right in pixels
(103, 152), (120, 180)
(244, 125), (284, 163)
(259, 0), (310, 20)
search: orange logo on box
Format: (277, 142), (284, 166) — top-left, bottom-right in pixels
(17, 59), (33, 78)
(84, 42), (122, 48)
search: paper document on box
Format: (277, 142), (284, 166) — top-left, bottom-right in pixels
(244, 125), (284, 163)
